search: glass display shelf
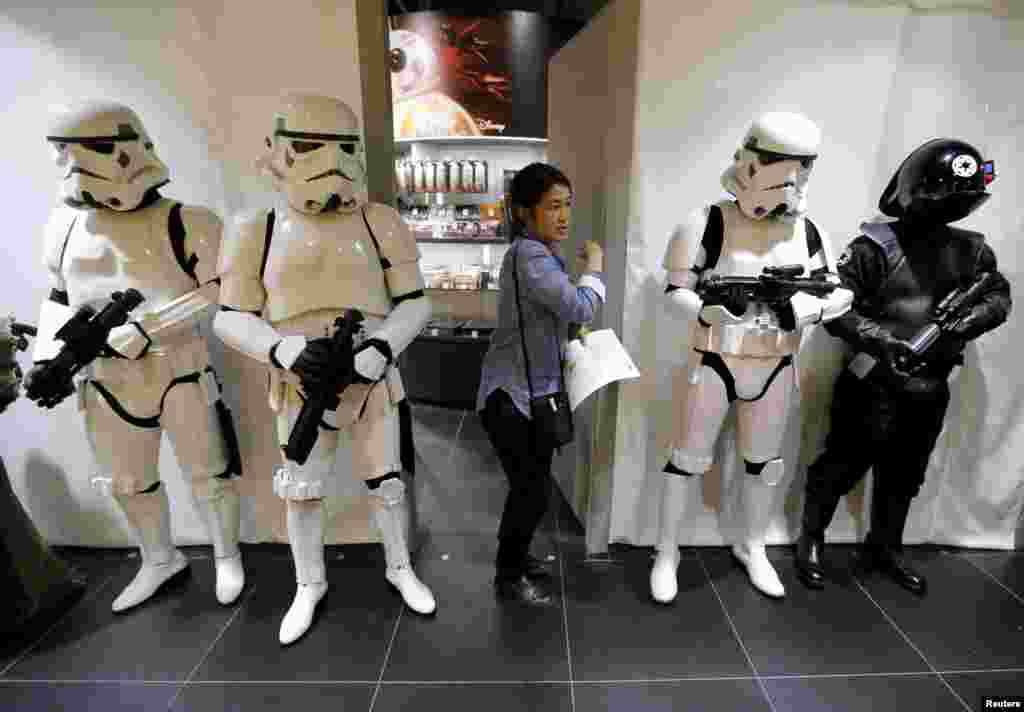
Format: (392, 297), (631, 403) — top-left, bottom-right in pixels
(399, 192), (500, 205)
(416, 237), (506, 245)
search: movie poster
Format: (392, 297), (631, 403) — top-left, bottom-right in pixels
(389, 12), (552, 139)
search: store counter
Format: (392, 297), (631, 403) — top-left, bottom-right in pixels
(398, 320), (496, 409)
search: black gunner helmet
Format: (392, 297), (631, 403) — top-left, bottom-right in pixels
(879, 138), (995, 224)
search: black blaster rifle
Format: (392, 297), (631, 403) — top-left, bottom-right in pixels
(896, 271), (1000, 375)
(698, 265), (840, 330)
(25, 289), (145, 408)
(284, 309), (364, 466)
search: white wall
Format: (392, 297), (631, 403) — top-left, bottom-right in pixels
(549, 0), (1024, 550)
(0, 1), (379, 546)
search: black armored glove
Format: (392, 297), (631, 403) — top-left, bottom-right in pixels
(288, 338), (335, 394)
(23, 361), (74, 409)
(770, 301), (797, 332)
(877, 335), (916, 382)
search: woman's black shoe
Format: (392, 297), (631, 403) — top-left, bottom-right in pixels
(794, 534), (826, 590)
(495, 575), (554, 605)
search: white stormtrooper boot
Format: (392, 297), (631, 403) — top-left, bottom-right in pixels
(650, 472), (696, 604)
(732, 467), (786, 599)
(373, 478), (436, 615)
(111, 485), (190, 612)
(194, 478), (245, 605)
(279, 500), (328, 645)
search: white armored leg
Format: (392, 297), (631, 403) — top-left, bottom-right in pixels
(373, 478), (436, 615)
(193, 478), (245, 605)
(280, 498), (328, 645)
(732, 462), (786, 599)
(111, 486), (190, 612)
(650, 471), (697, 604)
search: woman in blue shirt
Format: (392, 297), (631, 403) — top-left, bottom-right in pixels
(477, 163), (605, 605)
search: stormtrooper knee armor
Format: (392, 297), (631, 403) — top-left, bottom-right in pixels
(213, 94), (436, 645)
(25, 101), (245, 612)
(654, 112), (853, 601)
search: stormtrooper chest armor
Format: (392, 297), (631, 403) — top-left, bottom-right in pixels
(60, 200), (198, 314)
(696, 201), (813, 357)
(262, 209), (393, 325)
(711, 201), (812, 278)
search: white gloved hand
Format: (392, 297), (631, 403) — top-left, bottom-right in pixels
(789, 291), (825, 330)
(354, 341), (389, 382)
(106, 322), (151, 359)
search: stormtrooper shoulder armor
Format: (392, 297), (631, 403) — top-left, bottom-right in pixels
(41, 205), (78, 295)
(179, 205), (224, 285)
(362, 202), (425, 299)
(664, 205), (724, 279)
(217, 210), (270, 313)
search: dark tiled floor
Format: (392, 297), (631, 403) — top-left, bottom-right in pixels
(2, 404), (1022, 711)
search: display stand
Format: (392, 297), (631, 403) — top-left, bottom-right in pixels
(0, 455), (85, 634)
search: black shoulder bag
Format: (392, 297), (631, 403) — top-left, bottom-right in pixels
(511, 241), (574, 449)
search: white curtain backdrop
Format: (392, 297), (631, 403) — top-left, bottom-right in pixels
(551, 0), (1022, 551)
(0, 0), (381, 547)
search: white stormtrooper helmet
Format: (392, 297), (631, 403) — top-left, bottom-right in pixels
(721, 112), (821, 222)
(46, 101), (170, 211)
(258, 94), (367, 215)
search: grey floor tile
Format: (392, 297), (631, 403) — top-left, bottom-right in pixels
(565, 547), (753, 681)
(170, 682), (374, 711)
(699, 547), (929, 675)
(3, 550), (237, 682)
(383, 535), (569, 683)
(855, 549), (1024, 671)
(944, 669), (1024, 711)
(574, 679), (772, 712)
(763, 674), (968, 712)
(373, 683), (571, 712)
(191, 547), (401, 682)
(0, 681), (179, 711)
(958, 550), (1024, 600)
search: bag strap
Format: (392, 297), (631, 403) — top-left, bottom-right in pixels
(512, 241), (535, 401)
(511, 240), (566, 403)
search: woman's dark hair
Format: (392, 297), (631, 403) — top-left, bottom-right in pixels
(507, 162), (572, 238)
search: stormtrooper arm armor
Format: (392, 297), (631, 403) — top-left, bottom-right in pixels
(107, 207), (225, 358)
(32, 212), (75, 363)
(211, 211), (287, 365)
(787, 229), (853, 330)
(355, 204), (433, 381)
(663, 207), (710, 323)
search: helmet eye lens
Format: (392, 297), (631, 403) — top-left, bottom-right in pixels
(340, 143), (356, 155)
(83, 142), (116, 155)
(292, 140), (323, 154)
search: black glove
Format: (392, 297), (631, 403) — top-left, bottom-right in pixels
(23, 361), (74, 409)
(288, 338), (335, 394)
(723, 286), (749, 320)
(771, 301), (797, 332)
(877, 335), (916, 382)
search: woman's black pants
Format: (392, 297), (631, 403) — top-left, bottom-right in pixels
(481, 389), (555, 581)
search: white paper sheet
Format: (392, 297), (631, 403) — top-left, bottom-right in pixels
(564, 329), (641, 411)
